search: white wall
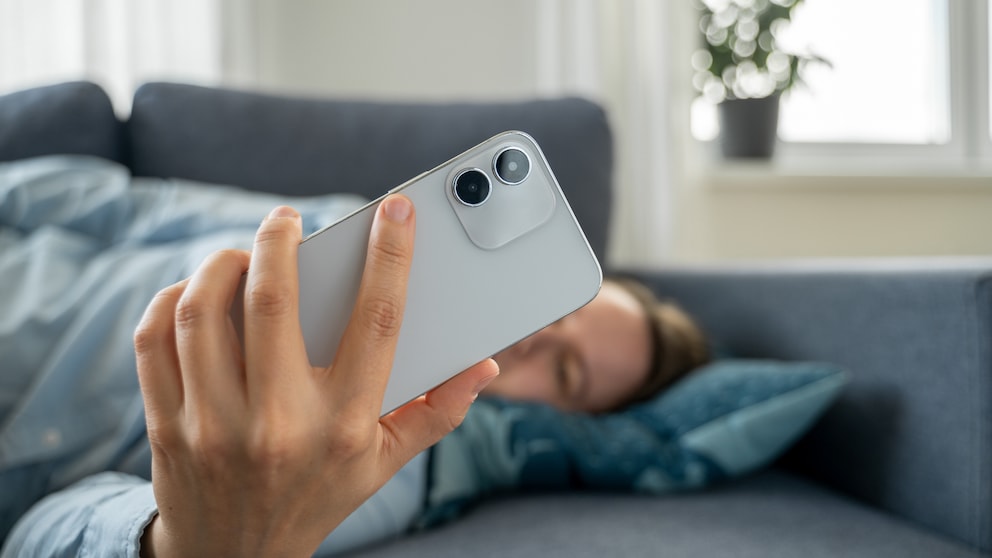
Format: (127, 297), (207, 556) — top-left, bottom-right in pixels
(673, 171), (992, 261)
(251, 0), (541, 101)
(247, 0), (992, 264)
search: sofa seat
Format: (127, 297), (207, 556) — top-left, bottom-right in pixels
(346, 470), (984, 558)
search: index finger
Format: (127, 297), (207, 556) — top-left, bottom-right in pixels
(327, 194), (415, 414)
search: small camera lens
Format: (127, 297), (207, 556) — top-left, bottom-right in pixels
(494, 148), (531, 185)
(453, 169), (491, 206)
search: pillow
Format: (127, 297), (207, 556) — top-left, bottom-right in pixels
(418, 359), (848, 527)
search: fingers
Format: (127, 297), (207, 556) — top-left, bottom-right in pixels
(329, 195), (415, 414)
(174, 249), (251, 412)
(135, 279), (189, 421)
(135, 247), (251, 427)
(243, 206), (308, 394)
(378, 359), (499, 474)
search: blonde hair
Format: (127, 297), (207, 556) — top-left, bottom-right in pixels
(606, 277), (710, 411)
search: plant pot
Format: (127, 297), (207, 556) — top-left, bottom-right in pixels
(718, 95), (780, 159)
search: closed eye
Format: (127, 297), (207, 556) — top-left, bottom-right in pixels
(556, 355), (570, 396)
(557, 351), (587, 405)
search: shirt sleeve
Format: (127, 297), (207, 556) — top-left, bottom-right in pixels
(1, 472), (158, 558)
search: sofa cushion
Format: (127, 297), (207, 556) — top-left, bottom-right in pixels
(421, 360), (847, 526)
(0, 82), (123, 164)
(634, 359), (848, 477)
(128, 82), (614, 260)
(350, 471), (985, 558)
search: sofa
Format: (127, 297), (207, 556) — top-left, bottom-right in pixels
(0, 81), (988, 557)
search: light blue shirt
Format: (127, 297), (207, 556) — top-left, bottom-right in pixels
(0, 156), (415, 557)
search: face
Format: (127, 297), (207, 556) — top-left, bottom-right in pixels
(484, 282), (652, 413)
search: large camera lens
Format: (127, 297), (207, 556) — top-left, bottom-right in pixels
(494, 147), (531, 185)
(453, 168), (491, 206)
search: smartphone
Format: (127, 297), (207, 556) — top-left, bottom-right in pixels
(244, 131), (602, 415)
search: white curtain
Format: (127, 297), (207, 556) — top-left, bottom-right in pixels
(0, 0), (255, 113)
(535, 0), (677, 266)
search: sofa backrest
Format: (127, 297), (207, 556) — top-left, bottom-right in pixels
(128, 82), (614, 261)
(0, 81), (125, 164)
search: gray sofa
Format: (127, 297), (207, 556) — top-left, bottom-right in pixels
(1, 81), (988, 557)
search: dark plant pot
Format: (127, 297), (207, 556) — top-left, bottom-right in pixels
(718, 95), (780, 159)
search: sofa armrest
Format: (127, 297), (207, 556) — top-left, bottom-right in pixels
(619, 259), (992, 553)
(0, 81), (124, 164)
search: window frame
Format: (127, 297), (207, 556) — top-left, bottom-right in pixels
(698, 0), (992, 172)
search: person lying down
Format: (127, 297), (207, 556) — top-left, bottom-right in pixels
(0, 156), (707, 557)
(311, 278), (709, 555)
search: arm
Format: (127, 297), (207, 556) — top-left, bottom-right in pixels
(1, 473), (156, 558)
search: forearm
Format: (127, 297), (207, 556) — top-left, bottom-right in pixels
(2, 472), (158, 558)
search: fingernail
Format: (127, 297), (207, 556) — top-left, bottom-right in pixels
(382, 196), (412, 223)
(267, 206), (299, 220)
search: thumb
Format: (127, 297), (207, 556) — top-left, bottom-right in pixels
(377, 359), (499, 474)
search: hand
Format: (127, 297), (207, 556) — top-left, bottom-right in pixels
(134, 195), (499, 558)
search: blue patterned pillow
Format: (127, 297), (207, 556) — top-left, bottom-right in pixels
(418, 359), (848, 527)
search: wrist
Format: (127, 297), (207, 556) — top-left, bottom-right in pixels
(139, 514), (159, 558)
(139, 514), (319, 558)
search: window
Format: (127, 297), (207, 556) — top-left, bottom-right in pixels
(0, 0), (226, 113)
(691, 0), (992, 165)
(777, 0), (949, 145)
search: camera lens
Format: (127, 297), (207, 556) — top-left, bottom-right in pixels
(453, 169), (491, 206)
(494, 148), (531, 185)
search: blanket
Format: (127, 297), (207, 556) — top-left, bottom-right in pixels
(0, 155), (366, 536)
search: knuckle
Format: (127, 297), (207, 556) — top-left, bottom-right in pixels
(210, 248), (248, 267)
(368, 234), (411, 272)
(245, 279), (294, 318)
(427, 405), (466, 442)
(423, 390), (469, 438)
(145, 423), (184, 456)
(444, 411), (467, 433)
(133, 322), (162, 355)
(187, 427), (240, 467)
(133, 285), (183, 351)
(327, 421), (373, 460)
(174, 293), (210, 330)
(357, 291), (404, 340)
(245, 424), (307, 470)
(255, 218), (298, 245)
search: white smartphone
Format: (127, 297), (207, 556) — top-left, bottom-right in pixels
(243, 131), (602, 415)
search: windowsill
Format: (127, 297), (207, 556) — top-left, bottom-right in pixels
(695, 157), (992, 191)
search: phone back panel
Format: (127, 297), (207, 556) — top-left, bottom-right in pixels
(297, 131), (602, 415)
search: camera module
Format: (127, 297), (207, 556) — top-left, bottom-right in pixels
(452, 168), (491, 206)
(493, 147), (531, 185)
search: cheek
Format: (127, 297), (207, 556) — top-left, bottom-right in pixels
(484, 359), (557, 404)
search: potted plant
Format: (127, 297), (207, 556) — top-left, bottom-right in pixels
(692, 0), (828, 159)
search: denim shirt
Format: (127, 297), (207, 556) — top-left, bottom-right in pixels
(0, 156), (367, 556)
